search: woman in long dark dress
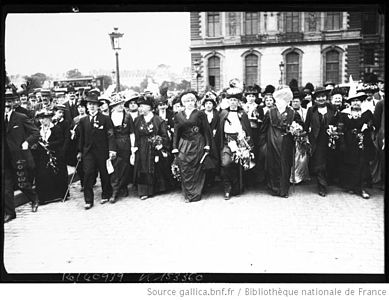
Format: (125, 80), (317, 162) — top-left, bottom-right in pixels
(172, 91), (212, 202)
(133, 95), (170, 200)
(259, 86), (303, 198)
(201, 91), (220, 189)
(33, 110), (69, 204)
(339, 92), (375, 199)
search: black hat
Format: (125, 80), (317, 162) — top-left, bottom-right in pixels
(303, 82), (315, 95)
(138, 95), (154, 107)
(5, 87), (18, 102)
(330, 87), (345, 97)
(67, 86), (76, 93)
(263, 85), (275, 95)
(85, 89), (101, 103)
(292, 90), (304, 101)
(377, 78), (384, 84)
(201, 91), (218, 106)
(244, 85), (260, 96)
(35, 109), (55, 119)
(312, 87), (330, 99)
(155, 95), (169, 106)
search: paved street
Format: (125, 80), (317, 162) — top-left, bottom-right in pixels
(4, 179), (384, 274)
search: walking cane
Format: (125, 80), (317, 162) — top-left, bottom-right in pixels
(62, 157), (81, 202)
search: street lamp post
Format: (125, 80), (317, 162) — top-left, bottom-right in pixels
(109, 27), (124, 93)
(193, 60), (201, 93)
(279, 61), (285, 85)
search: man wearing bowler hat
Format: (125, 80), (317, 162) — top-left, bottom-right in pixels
(4, 88), (40, 222)
(77, 89), (117, 209)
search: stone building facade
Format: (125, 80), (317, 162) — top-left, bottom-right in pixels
(190, 10), (384, 92)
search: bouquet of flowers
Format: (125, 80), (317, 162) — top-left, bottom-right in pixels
(326, 125), (343, 150)
(232, 135), (255, 170)
(351, 128), (364, 150)
(288, 121), (311, 157)
(148, 135), (163, 149)
(39, 140), (58, 174)
(171, 157), (181, 182)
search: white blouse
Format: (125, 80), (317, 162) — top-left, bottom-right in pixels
(224, 111), (243, 134)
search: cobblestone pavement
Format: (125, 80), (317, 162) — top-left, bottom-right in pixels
(4, 178), (384, 274)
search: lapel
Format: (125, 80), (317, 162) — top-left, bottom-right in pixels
(7, 111), (15, 133)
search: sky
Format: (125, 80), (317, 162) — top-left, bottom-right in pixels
(5, 12), (191, 77)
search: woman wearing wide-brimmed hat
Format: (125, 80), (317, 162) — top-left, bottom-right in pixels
(258, 85), (303, 198)
(172, 91), (212, 202)
(338, 91), (375, 199)
(32, 109), (69, 204)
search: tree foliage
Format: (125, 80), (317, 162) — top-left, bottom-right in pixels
(23, 73), (49, 91)
(66, 68), (83, 78)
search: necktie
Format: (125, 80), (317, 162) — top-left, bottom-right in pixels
(91, 115), (96, 127)
(5, 115), (8, 128)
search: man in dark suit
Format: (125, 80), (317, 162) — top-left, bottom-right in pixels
(304, 87), (337, 197)
(77, 90), (117, 209)
(4, 89), (40, 223)
(63, 86), (79, 124)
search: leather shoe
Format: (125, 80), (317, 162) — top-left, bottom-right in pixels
(224, 192), (230, 200)
(140, 196), (148, 201)
(100, 198), (109, 204)
(31, 203), (39, 212)
(109, 197), (117, 204)
(84, 203), (93, 210)
(4, 214), (16, 223)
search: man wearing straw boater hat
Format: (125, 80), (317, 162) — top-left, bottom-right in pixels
(4, 87), (40, 223)
(77, 89), (117, 209)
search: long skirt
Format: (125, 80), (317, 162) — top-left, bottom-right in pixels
(177, 134), (206, 202)
(34, 150), (68, 204)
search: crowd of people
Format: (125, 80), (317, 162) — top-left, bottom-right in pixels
(3, 77), (385, 223)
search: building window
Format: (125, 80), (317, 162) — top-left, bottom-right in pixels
(245, 54), (258, 86)
(245, 12), (259, 35)
(285, 52), (300, 86)
(208, 56), (221, 90)
(325, 50), (340, 84)
(207, 12), (221, 37)
(362, 12), (378, 34)
(364, 48), (375, 65)
(285, 12), (300, 32)
(325, 12), (342, 30)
